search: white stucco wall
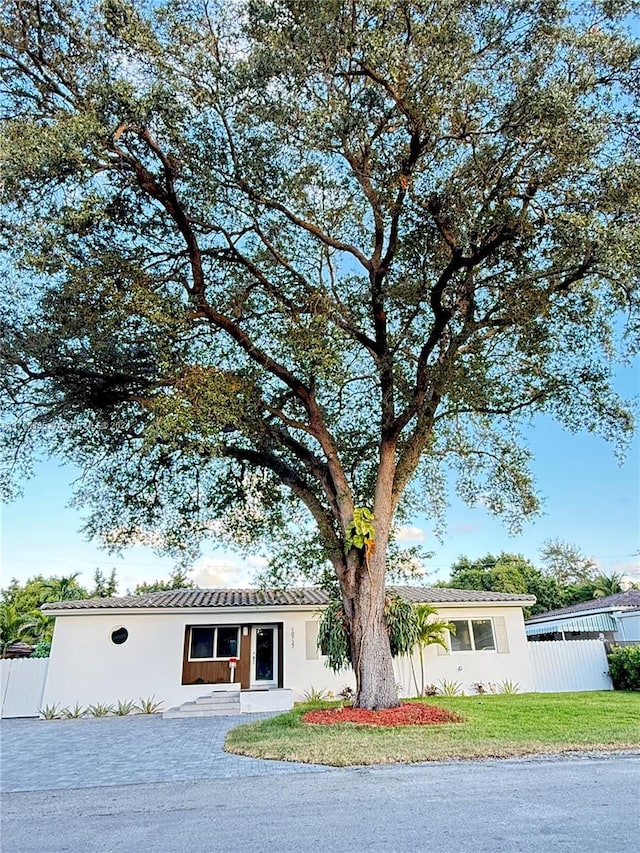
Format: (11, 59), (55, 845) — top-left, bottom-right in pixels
(393, 605), (533, 696)
(42, 602), (532, 709)
(42, 607), (356, 710)
(43, 611), (193, 711)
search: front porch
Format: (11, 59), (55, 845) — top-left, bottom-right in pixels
(182, 622), (284, 691)
(163, 687), (294, 718)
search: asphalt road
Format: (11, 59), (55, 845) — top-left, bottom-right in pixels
(2, 754), (639, 853)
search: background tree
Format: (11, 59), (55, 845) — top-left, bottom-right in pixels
(1, 577), (50, 615)
(1, 572), (94, 649)
(1, 1), (638, 708)
(40, 573), (87, 603)
(131, 568), (195, 595)
(442, 552), (567, 616)
(91, 568), (119, 598)
(0, 603), (38, 656)
(539, 539), (598, 587)
(591, 572), (625, 599)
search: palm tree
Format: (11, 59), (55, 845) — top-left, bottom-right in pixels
(592, 573), (624, 599)
(25, 609), (54, 644)
(410, 604), (455, 696)
(0, 604), (39, 656)
(41, 573), (86, 603)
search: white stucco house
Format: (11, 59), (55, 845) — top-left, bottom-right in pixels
(525, 590), (640, 642)
(41, 586), (535, 713)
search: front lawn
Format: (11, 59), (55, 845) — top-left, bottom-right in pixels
(225, 692), (640, 766)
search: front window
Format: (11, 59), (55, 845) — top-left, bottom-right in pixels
(189, 626), (239, 660)
(450, 619), (496, 652)
(216, 626), (239, 658)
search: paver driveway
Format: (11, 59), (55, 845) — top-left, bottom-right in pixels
(0, 713), (328, 792)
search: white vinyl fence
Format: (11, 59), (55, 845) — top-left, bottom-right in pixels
(528, 640), (612, 693)
(0, 658), (49, 718)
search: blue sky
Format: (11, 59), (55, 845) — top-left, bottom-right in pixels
(2, 365), (638, 593)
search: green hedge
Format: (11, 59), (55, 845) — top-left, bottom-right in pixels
(607, 645), (640, 691)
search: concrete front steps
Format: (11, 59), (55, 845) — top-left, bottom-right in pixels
(162, 690), (241, 719)
(162, 688), (295, 718)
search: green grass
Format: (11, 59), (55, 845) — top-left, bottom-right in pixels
(225, 692), (640, 766)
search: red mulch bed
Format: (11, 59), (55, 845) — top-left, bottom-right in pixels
(302, 703), (464, 728)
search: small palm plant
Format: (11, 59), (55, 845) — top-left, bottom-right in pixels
(86, 702), (114, 717)
(135, 696), (163, 714)
(115, 699), (136, 716)
(39, 703), (62, 719)
(62, 703), (86, 719)
(409, 604), (455, 697)
(438, 679), (464, 697)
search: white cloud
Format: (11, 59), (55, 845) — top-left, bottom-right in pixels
(395, 526), (427, 542)
(191, 556), (254, 588)
(612, 559), (640, 580)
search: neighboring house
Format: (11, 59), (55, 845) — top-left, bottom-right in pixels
(525, 590), (640, 643)
(1, 642), (34, 659)
(41, 586), (535, 712)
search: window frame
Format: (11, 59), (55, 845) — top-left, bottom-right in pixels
(187, 625), (241, 661)
(448, 618), (496, 653)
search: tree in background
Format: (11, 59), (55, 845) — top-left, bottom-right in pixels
(591, 572), (625, 599)
(0, 603), (40, 655)
(40, 573), (87, 603)
(132, 567), (195, 595)
(444, 553), (566, 616)
(1, 577), (50, 615)
(1, 572), (96, 649)
(441, 551), (639, 614)
(1, 1), (638, 707)
(91, 568), (118, 598)
(539, 539), (598, 587)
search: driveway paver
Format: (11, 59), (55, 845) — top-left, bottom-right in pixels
(0, 713), (329, 792)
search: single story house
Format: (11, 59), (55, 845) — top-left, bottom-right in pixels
(525, 589), (640, 642)
(42, 586), (535, 713)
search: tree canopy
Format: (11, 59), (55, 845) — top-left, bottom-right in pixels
(1, 0), (638, 707)
(441, 550), (638, 614)
(0, 571), (106, 651)
(442, 552), (566, 615)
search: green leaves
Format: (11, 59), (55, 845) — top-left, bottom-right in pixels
(0, 0), (638, 590)
(317, 592), (420, 672)
(345, 507), (375, 555)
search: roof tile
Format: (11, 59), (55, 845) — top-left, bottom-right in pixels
(42, 585), (534, 612)
(526, 589), (640, 623)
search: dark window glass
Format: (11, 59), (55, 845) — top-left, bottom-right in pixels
(450, 620), (472, 651)
(111, 627), (128, 645)
(216, 626), (239, 658)
(472, 620), (495, 651)
(190, 627), (214, 659)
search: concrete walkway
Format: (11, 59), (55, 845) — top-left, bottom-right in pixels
(0, 714), (329, 792)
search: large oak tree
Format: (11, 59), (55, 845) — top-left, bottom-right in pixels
(1, 0), (638, 707)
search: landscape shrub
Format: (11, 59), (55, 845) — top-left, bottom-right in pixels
(30, 641), (51, 658)
(607, 645), (640, 691)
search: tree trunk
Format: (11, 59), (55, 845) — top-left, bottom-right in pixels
(344, 557), (399, 710)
